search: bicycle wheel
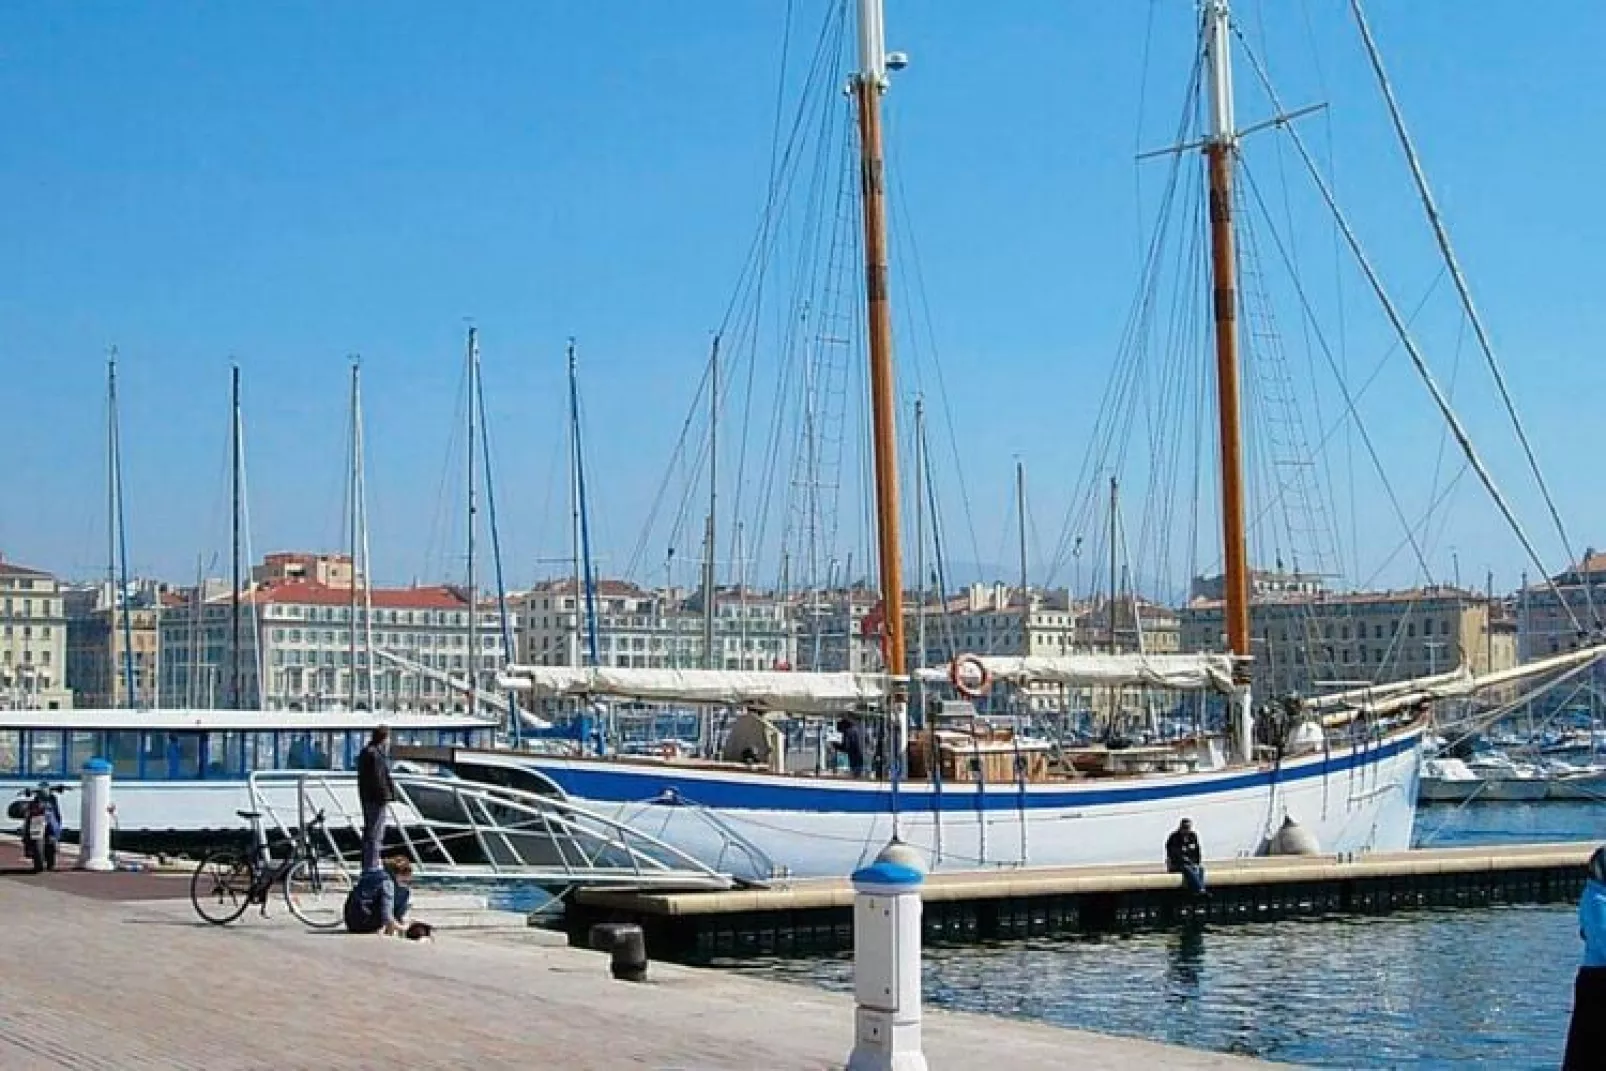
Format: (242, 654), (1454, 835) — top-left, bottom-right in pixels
(284, 856), (353, 930)
(191, 851), (253, 925)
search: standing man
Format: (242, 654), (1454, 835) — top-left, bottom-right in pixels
(1165, 817), (1207, 896)
(1564, 846), (1606, 1067)
(836, 717), (866, 778)
(357, 725), (397, 873)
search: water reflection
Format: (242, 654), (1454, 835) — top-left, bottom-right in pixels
(1166, 924), (1205, 993)
(722, 906), (1576, 1067)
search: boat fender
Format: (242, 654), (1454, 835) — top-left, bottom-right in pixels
(1268, 815), (1321, 856)
(950, 654), (992, 700)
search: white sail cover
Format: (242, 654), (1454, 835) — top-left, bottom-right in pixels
(1308, 644), (1606, 721)
(911, 653), (1238, 693)
(498, 665), (890, 716)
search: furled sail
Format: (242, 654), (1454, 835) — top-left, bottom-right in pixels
(1306, 644), (1606, 722)
(498, 665), (890, 716)
(911, 653), (1239, 693)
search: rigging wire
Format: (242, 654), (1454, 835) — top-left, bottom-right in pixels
(1348, 0), (1594, 628)
(1236, 159), (1437, 585)
(626, 1), (848, 584)
(1233, 29), (1586, 637)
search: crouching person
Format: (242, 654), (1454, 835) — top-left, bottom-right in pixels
(345, 855), (414, 936)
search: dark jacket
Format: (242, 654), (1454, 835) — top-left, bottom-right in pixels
(1165, 828), (1201, 871)
(357, 742), (396, 806)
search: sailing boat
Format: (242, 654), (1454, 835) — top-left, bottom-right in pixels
(478, 0), (1599, 877)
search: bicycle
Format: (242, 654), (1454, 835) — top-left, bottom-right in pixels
(190, 808), (353, 929)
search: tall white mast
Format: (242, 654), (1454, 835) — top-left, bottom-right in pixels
(466, 327), (480, 714)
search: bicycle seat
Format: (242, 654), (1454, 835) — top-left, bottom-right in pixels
(235, 809), (263, 820)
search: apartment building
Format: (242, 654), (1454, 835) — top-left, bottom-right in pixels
(514, 579), (796, 672)
(64, 580), (166, 709)
(159, 553), (509, 712)
(0, 557), (72, 709)
(1181, 583), (1516, 697)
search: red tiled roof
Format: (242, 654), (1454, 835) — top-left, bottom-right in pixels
(235, 580), (469, 610)
(0, 559), (50, 579)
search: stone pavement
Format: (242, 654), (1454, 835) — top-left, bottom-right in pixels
(0, 875), (1277, 1070)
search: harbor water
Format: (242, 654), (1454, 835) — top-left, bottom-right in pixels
(711, 802), (1604, 1069)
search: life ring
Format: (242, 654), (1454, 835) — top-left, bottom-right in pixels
(949, 654), (992, 699)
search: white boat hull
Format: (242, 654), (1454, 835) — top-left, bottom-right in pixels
(474, 726), (1424, 876)
(1538, 771), (1606, 802)
(1417, 775), (1549, 803)
(0, 777), (360, 838)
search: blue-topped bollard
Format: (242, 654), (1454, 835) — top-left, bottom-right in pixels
(846, 842), (928, 1071)
(77, 758), (113, 872)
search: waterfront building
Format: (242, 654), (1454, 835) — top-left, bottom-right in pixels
(903, 583), (1163, 713)
(159, 552), (509, 712)
(1519, 550), (1606, 660)
(64, 579), (166, 709)
(0, 557), (72, 710)
(514, 578), (796, 673)
(794, 586), (880, 674)
(1182, 582), (1516, 697)
(1190, 568), (1327, 603)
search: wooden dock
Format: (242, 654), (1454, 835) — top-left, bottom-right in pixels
(569, 841), (1595, 961)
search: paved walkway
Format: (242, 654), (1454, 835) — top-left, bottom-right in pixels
(0, 872), (1275, 1070)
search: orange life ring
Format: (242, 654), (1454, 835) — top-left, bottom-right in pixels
(949, 654), (992, 699)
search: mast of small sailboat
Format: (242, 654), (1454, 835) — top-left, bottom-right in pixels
(348, 357), (377, 711)
(1203, 0), (1255, 761)
(230, 362), (243, 711)
(106, 348), (137, 708)
(466, 327), (479, 715)
(852, 0), (909, 760)
(700, 335), (720, 671)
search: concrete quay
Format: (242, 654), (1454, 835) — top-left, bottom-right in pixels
(0, 867), (1272, 1070)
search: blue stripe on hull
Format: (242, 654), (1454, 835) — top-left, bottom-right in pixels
(525, 727), (1421, 813)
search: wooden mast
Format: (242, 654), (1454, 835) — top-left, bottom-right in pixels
(1203, 0), (1254, 761)
(853, 0), (905, 681)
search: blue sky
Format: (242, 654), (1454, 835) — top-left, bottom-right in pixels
(1, 2), (1601, 601)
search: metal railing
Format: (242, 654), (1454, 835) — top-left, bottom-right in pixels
(246, 769), (735, 890)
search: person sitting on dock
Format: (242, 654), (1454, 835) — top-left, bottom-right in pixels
(1165, 818), (1207, 897)
(358, 725), (398, 873)
(344, 855), (414, 937)
(1564, 846), (1606, 1068)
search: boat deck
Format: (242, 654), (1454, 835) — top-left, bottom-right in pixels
(569, 841), (1593, 960)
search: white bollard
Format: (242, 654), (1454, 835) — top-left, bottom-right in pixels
(846, 843), (928, 1071)
(77, 758), (113, 872)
